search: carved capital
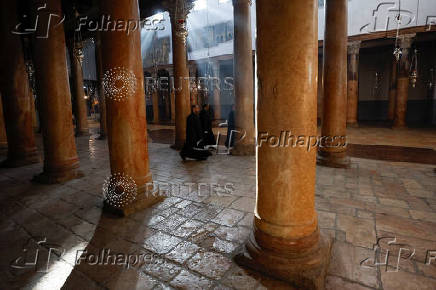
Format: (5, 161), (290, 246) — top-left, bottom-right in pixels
(399, 33), (416, 49)
(347, 41), (361, 55)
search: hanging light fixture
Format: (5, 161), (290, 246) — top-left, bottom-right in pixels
(393, 0), (402, 61)
(73, 5), (84, 64)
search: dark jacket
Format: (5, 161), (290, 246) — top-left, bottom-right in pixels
(185, 113), (204, 148)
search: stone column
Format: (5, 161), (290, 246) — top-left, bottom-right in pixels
(31, 0), (81, 183)
(232, 0), (255, 155)
(168, 67), (176, 123)
(152, 86), (160, 123)
(212, 60), (222, 119)
(236, 1), (330, 288)
(0, 1), (40, 167)
(95, 32), (107, 139)
(347, 41), (360, 127)
(69, 42), (89, 136)
(170, 89), (176, 123)
(0, 95), (8, 152)
(393, 34), (415, 128)
(99, 0), (162, 216)
(169, 2), (192, 149)
(317, 0), (350, 168)
(387, 57), (398, 122)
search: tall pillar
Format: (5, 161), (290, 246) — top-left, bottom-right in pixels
(0, 95), (8, 152)
(95, 32), (107, 139)
(393, 34), (414, 128)
(69, 42), (89, 136)
(232, 0), (255, 155)
(236, 1), (330, 288)
(189, 64), (199, 106)
(387, 57), (398, 122)
(99, 0), (162, 216)
(168, 67), (176, 123)
(31, 0), (81, 183)
(347, 41), (360, 127)
(317, 0), (350, 168)
(0, 1), (40, 167)
(169, 2), (192, 149)
(152, 89), (160, 123)
(212, 60), (222, 119)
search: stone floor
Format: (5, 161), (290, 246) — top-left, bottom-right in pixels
(0, 130), (435, 289)
(145, 123), (436, 150)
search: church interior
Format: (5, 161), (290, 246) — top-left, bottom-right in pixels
(0, 0), (435, 289)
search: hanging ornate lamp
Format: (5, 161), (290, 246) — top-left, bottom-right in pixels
(393, 1), (402, 61)
(393, 15), (402, 61)
(73, 6), (84, 64)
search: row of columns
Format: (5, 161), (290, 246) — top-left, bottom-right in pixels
(149, 58), (223, 124)
(345, 35), (416, 129)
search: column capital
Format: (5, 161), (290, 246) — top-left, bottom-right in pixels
(347, 41), (361, 55)
(399, 33), (416, 49)
(167, 0), (194, 43)
(233, 0), (253, 6)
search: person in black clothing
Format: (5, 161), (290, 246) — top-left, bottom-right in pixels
(225, 104), (236, 148)
(199, 104), (216, 146)
(180, 105), (211, 161)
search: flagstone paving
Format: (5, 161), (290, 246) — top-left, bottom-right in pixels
(0, 132), (435, 289)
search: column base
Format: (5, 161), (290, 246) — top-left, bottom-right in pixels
(170, 142), (184, 151)
(346, 122), (359, 128)
(392, 123), (407, 130)
(32, 167), (84, 184)
(231, 143), (255, 156)
(75, 130), (90, 137)
(103, 188), (164, 217)
(235, 232), (332, 290)
(0, 144), (7, 154)
(0, 150), (40, 168)
(317, 150), (350, 168)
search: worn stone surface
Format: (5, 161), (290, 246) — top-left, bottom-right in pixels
(0, 130), (435, 289)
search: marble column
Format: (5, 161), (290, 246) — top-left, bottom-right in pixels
(99, 0), (162, 216)
(0, 96), (7, 151)
(317, 0), (350, 168)
(212, 60), (222, 119)
(236, 1), (330, 288)
(31, 0), (81, 183)
(170, 2), (192, 149)
(388, 56), (398, 122)
(0, 1), (40, 167)
(168, 67), (176, 123)
(152, 88), (160, 123)
(95, 32), (107, 139)
(393, 34), (415, 128)
(232, 0), (255, 155)
(188, 64), (197, 106)
(70, 42), (90, 136)
(347, 41), (360, 127)
(170, 89), (176, 123)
